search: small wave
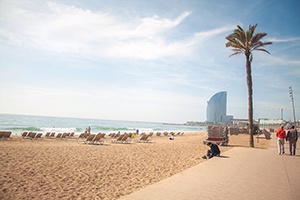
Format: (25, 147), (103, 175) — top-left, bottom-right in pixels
(76, 127), (83, 132)
(40, 127), (76, 133)
(93, 126), (132, 131)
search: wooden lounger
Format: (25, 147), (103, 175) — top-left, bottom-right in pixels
(84, 134), (96, 144)
(93, 133), (105, 144)
(0, 131), (12, 140)
(27, 132), (37, 140)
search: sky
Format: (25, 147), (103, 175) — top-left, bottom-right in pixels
(0, 0), (299, 123)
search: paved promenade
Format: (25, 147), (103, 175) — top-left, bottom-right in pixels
(119, 133), (300, 200)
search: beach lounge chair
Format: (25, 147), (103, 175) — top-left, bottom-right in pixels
(70, 132), (75, 138)
(113, 134), (125, 143)
(138, 134), (151, 143)
(1, 132), (12, 140)
(156, 132), (161, 136)
(93, 133), (105, 144)
(163, 132), (169, 136)
(84, 134), (96, 144)
(45, 132), (51, 137)
(78, 133), (89, 139)
(50, 132), (56, 138)
(35, 133), (43, 139)
(61, 133), (69, 138)
(56, 133), (62, 138)
(27, 132), (37, 140)
(22, 132), (28, 138)
(109, 133), (115, 138)
(117, 133), (130, 143)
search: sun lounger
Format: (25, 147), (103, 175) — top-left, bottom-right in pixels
(138, 134), (151, 143)
(78, 133), (89, 139)
(115, 134), (125, 142)
(50, 132), (56, 138)
(148, 132), (154, 136)
(84, 134), (96, 144)
(56, 133), (62, 138)
(109, 133), (115, 138)
(112, 134), (124, 143)
(35, 133), (43, 139)
(61, 133), (70, 138)
(0, 132), (12, 140)
(45, 132), (51, 137)
(93, 133), (105, 144)
(22, 132), (28, 138)
(116, 133), (130, 143)
(27, 132), (37, 140)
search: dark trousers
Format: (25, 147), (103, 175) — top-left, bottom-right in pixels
(206, 150), (220, 158)
(288, 140), (297, 155)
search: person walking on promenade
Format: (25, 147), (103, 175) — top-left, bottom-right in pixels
(276, 125), (286, 155)
(286, 125), (298, 155)
(202, 142), (220, 159)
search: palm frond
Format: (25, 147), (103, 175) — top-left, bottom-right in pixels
(250, 32), (267, 45)
(228, 51), (243, 57)
(254, 48), (271, 54)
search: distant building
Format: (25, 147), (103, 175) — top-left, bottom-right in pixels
(206, 91), (233, 124)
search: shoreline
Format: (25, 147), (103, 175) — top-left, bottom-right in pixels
(0, 132), (270, 200)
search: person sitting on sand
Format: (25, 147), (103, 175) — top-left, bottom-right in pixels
(202, 142), (220, 159)
(169, 133), (174, 140)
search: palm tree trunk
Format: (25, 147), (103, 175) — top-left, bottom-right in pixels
(246, 55), (254, 147)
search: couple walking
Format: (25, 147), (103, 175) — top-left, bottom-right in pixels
(276, 125), (298, 155)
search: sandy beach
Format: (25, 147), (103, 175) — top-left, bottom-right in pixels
(0, 132), (270, 200)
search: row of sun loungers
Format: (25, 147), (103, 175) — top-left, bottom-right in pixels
(2, 131), (184, 143)
(46, 132), (75, 138)
(21, 132), (75, 139)
(22, 132), (43, 139)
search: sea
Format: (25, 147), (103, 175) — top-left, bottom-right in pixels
(0, 114), (207, 136)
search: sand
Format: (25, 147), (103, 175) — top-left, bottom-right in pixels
(0, 132), (270, 200)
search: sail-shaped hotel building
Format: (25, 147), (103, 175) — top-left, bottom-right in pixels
(206, 91), (233, 124)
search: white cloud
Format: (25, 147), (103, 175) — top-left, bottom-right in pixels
(268, 37), (300, 43)
(0, 2), (233, 60)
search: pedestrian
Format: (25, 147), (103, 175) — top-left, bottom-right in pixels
(202, 142), (220, 159)
(286, 125), (298, 155)
(276, 125), (286, 155)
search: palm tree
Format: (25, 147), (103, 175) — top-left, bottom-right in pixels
(225, 24), (272, 147)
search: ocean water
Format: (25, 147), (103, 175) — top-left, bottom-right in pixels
(0, 114), (206, 136)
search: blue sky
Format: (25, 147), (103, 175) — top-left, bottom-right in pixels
(0, 0), (299, 123)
